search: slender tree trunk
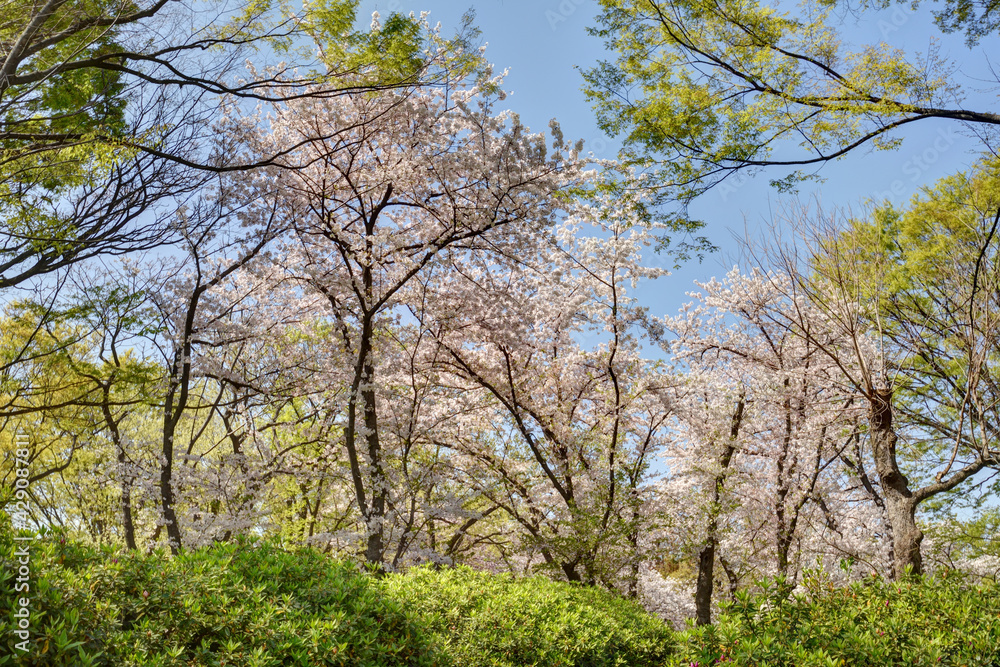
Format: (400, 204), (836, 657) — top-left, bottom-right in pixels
(118, 445), (137, 551)
(160, 354), (187, 555)
(343, 303), (388, 571)
(160, 401), (183, 554)
(718, 555), (739, 601)
(868, 387), (922, 578)
(362, 353), (387, 567)
(695, 397), (744, 626)
(100, 385), (137, 551)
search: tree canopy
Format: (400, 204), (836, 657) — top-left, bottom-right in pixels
(583, 0), (1000, 202)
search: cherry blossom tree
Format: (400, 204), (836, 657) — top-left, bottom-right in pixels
(137, 178), (295, 552)
(427, 179), (673, 588)
(225, 76), (583, 569)
(658, 268), (886, 622)
(745, 190), (1000, 579)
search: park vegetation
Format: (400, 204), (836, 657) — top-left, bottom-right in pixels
(1, 0), (999, 664)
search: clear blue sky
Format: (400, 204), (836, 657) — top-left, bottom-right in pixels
(360, 0), (998, 320)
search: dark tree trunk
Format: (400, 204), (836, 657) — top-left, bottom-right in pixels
(868, 387), (922, 578)
(562, 560), (583, 583)
(160, 348), (190, 556)
(694, 540), (718, 626)
(118, 445), (137, 551)
(694, 398), (744, 626)
(101, 384), (137, 551)
(362, 354), (387, 568)
(160, 402), (183, 554)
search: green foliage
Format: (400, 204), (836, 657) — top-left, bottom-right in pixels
(381, 566), (674, 667)
(1, 0), (131, 193)
(0, 530), (675, 666)
(584, 0), (966, 201)
(824, 157), (1000, 503)
(924, 509), (1000, 573)
(299, 2), (485, 88)
(0, 531), (447, 666)
(930, 0), (1000, 46)
(669, 570), (1000, 666)
(3, 529), (998, 666)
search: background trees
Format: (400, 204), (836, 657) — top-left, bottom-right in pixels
(1, 0), (998, 635)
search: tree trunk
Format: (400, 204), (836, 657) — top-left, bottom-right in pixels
(101, 386), (137, 551)
(561, 560), (583, 583)
(694, 540), (717, 626)
(118, 447), (137, 551)
(160, 363), (186, 555)
(362, 354), (387, 568)
(160, 412), (183, 554)
(868, 387), (922, 578)
(694, 398), (744, 626)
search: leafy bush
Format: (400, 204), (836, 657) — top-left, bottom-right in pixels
(381, 565), (674, 667)
(0, 527), (674, 666)
(0, 529), (446, 666)
(8, 524), (1000, 667)
(670, 570), (1000, 667)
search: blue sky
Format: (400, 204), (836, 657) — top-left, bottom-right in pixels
(360, 0), (998, 320)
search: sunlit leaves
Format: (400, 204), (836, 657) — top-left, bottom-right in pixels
(585, 0), (963, 200)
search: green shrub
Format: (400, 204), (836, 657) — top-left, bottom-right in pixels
(8, 523), (1000, 667)
(670, 571), (1000, 667)
(0, 529), (446, 666)
(0, 526), (674, 667)
(381, 565), (674, 667)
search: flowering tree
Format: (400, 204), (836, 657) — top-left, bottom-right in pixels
(138, 181), (295, 552)
(428, 181), (672, 588)
(660, 268), (885, 622)
(745, 180), (1000, 579)
(227, 77), (582, 568)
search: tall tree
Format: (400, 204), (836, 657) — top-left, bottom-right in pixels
(739, 162), (1000, 577)
(231, 79), (581, 569)
(662, 269), (877, 622)
(430, 181), (672, 588)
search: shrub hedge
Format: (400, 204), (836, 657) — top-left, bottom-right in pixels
(4, 525), (1000, 667)
(0, 528), (670, 666)
(0, 530), (446, 666)
(670, 571), (1000, 667)
(382, 565), (674, 667)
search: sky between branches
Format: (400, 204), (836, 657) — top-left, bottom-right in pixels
(360, 0), (999, 329)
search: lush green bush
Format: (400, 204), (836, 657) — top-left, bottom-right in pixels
(0, 527), (673, 666)
(670, 570), (1000, 667)
(381, 565), (674, 667)
(7, 524), (1000, 667)
(0, 529), (446, 666)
